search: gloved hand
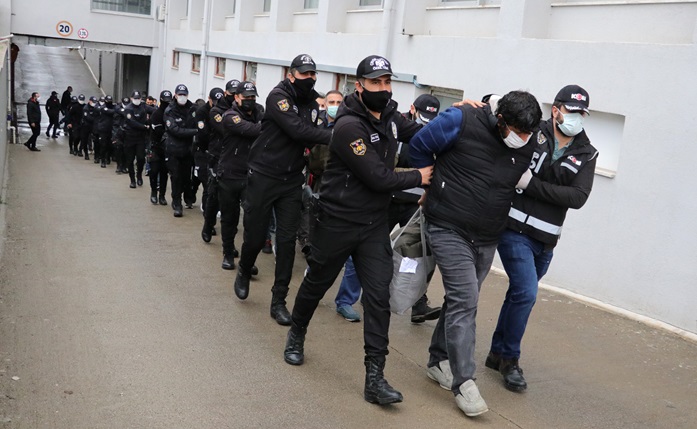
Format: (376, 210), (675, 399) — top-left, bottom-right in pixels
(516, 169), (533, 190)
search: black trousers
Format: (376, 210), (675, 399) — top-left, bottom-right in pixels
(291, 215), (393, 358)
(98, 133), (112, 162)
(46, 116), (60, 136)
(238, 171), (303, 302)
(79, 129), (92, 155)
(68, 127), (79, 152)
(203, 171), (220, 229)
(191, 152), (208, 209)
(149, 149), (168, 196)
(114, 141), (124, 169)
(166, 153), (195, 205)
(218, 177), (246, 256)
(26, 124), (41, 148)
(124, 142), (146, 181)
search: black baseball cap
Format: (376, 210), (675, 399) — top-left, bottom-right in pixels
(237, 81), (258, 97)
(225, 79), (241, 93)
(356, 55), (395, 79)
(122, 97), (130, 104)
(78, 94), (85, 101)
(554, 85), (590, 114)
(290, 54), (317, 73)
(89, 96), (98, 103)
(70, 95), (77, 102)
(175, 84), (189, 95)
(413, 94), (440, 122)
(209, 87), (224, 101)
(105, 95), (113, 103)
(98, 96), (105, 103)
(160, 90), (173, 103)
(131, 90), (142, 99)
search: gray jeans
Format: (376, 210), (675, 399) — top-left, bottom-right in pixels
(426, 223), (497, 393)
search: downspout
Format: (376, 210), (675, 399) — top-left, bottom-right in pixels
(200, 0), (211, 99)
(378, 0), (395, 58)
(160, 0), (170, 93)
(1, 34), (14, 143)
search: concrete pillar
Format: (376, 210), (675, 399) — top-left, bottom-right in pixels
(497, 0), (552, 40)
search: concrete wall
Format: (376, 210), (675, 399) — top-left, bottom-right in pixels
(82, 48), (117, 96)
(160, 0), (697, 334)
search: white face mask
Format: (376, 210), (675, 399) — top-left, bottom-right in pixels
(502, 125), (531, 149)
(79, 100), (85, 105)
(35, 96), (40, 102)
(557, 111), (584, 137)
(132, 99), (142, 106)
(99, 101), (105, 105)
(176, 95), (188, 106)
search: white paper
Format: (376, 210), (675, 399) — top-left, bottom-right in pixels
(399, 257), (418, 274)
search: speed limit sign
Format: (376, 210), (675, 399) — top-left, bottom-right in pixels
(56, 21), (73, 37)
(77, 28), (89, 39)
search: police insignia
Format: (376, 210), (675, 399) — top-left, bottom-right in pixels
(277, 99), (290, 112)
(350, 139), (367, 156)
(197, 121), (205, 129)
(311, 109), (317, 123)
(537, 131), (547, 145)
(391, 122), (398, 139)
(232, 115), (241, 124)
(317, 119), (323, 126)
(214, 114), (223, 123)
(126, 113), (132, 119)
(166, 120), (171, 127)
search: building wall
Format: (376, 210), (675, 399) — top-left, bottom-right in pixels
(160, 0), (697, 334)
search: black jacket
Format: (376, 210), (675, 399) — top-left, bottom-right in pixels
(507, 119), (598, 246)
(248, 79), (331, 182)
(150, 103), (168, 147)
(193, 102), (213, 153)
(45, 95), (61, 120)
(318, 92), (423, 225)
(164, 100), (198, 157)
(27, 99), (41, 125)
(217, 102), (264, 180)
(66, 102), (83, 130)
(95, 102), (115, 136)
(413, 105), (536, 246)
(208, 97), (233, 164)
(60, 90), (72, 112)
(81, 104), (97, 133)
(122, 102), (149, 145)
(112, 104), (128, 141)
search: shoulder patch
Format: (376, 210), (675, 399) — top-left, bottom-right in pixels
(232, 115), (242, 124)
(126, 113), (132, 119)
(391, 122), (398, 139)
(277, 99), (290, 112)
(197, 121), (205, 129)
(311, 109), (318, 123)
(214, 114), (222, 123)
(165, 120), (171, 127)
(350, 139), (367, 156)
(537, 131), (547, 145)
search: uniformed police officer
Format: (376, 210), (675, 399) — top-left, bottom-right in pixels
(80, 96), (98, 160)
(147, 90), (172, 205)
(283, 56), (432, 406)
(234, 55), (332, 327)
(122, 91), (150, 188)
(164, 84), (198, 217)
(192, 87), (224, 212)
(66, 95), (84, 155)
(95, 95), (115, 168)
(112, 97), (130, 174)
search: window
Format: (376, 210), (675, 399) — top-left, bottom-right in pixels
(215, 57), (226, 78)
(359, 0), (383, 7)
(304, 0), (319, 9)
(172, 51), (180, 69)
(91, 0), (152, 15)
(338, 75), (358, 96)
(244, 62), (257, 83)
(430, 86), (464, 109)
(263, 0), (272, 12)
(192, 54), (201, 73)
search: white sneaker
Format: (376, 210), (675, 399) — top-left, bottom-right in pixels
(455, 380), (488, 417)
(426, 360), (453, 390)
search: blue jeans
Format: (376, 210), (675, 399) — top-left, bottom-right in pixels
(490, 229), (554, 360)
(335, 256), (362, 307)
(426, 224), (497, 392)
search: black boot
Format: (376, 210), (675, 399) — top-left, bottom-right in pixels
(172, 200), (183, 217)
(270, 292), (292, 326)
(499, 358), (527, 392)
(159, 194), (168, 206)
(284, 323), (306, 366)
(94, 157), (100, 164)
(221, 253), (235, 270)
(411, 294), (441, 324)
(210, 226), (217, 236)
(150, 191), (158, 205)
(136, 173), (143, 187)
(201, 223), (213, 243)
(129, 181), (136, 189)
(364, 356), (403, 405)
(101, 160), (106, 168)
(234, 267), (250, 300)
(250, 265), (258, 276)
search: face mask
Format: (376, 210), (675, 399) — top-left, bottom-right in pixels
(326, 105), (339, 119)
(176, 95), (188, 106)
(502, 125), (531, 149)
(225, 94), (235, 105)
(360, 85), (392, 113)
(556, 111), (584, 137)
(79, 100), (85, 105)
(99, 101), (105, 105)
(35, 96), (40, 102)
(132, 99), (141, 106)
(240, 99), (256, 112)
(292, 77), (315, 99)
(415, 116), (427, 126)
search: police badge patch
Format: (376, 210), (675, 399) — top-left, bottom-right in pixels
(214, 114), (223, 123)
(165, 120), (171, 127)
(197, 121), (205, 129)
(537, 130), (547, 145)
(350, 139), (367, 156)
(277, 99), (290, 112)
(126, 113), (132, 119)
(232, 115), (241, 124)
(311, 109), (317, 123)
(391, 122), (398, 139)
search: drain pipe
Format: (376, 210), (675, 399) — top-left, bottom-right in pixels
(160, 0), (170, 93)
(200, 0), (211, 99)
(1, 34), (15, 144)
(378, 0), (395, 58)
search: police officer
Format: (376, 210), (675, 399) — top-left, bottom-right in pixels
(80, 96), (98, 160)
(283, 55), (432, 406)
(164, 84), (198, 217)
(148, 90), (172, 205)
(95, 95), (115, 168)
(66, 95), (84, 155)
(112, 97), (130, 174)
(215, 81), (263, 272)
(45, 91), (61, 138)
(122, 91), (150, 188)
(192, 87), (224, 212)
(234, 54), (331, 327)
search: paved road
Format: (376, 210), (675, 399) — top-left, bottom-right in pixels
(1, 45), (697, 429)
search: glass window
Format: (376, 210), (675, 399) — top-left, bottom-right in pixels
(263, 0), (272, 12)
(192, 54), (201, 73)
(172, 51), (180, 69)
(338, 75), (358, 96)
(359, 0), (383, 7)
(245, 62), (258, 83)
(215, 57), (226, 77)
(304, 0), (319, 9)
(430, 87), (464, 109)
(91, 0), (152, 15)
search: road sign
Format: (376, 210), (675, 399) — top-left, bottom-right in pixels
(56, 21), (73, 37)
(77, 28), (89, 39)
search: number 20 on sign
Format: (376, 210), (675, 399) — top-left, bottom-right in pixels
(56, 21), (73, 37)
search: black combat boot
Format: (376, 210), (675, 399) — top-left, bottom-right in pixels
(172, 200), (183, 217)
(283, 323), (306, 366)
(201, 223), (213, 243)
(150, 191), (158, 205)
(234, 268), (250, 300)
(158, 193), (167, 206)
(136, 172), (143, 187)
(270, 290), (292, 326)
(364, 356), (403, 405)
(411, 294), (441, 324)
(101, 159), (106, 168)
(499, 358), (527, 392)
(221, 253), (235, 270)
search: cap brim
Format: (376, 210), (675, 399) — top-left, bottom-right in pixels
(563, 103), (590, 114)
(419, 111), (437, 120)
(239, 90), (258, 97)
(175, 92), (188, 96)
(295, 64), (316, 73)
(361, 70), (395, 79)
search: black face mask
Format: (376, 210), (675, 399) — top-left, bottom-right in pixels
(240, 99), (256, 112)
(360, 88), (392, 113)
(225, 94), (235, 105)
(292, 77), (315, 100)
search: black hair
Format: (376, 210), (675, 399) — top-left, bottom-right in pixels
(31, 92), (38, 99)
(326, 90), (343, 99)
(496, 91), (542, 134)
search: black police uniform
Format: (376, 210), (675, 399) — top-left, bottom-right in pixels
(112, 101), (128, 173)
(66, 99), (83, 154)
(80, 101), (97, 160)
(192, 99), (215, 209)
(148, 97), (171, 205)
(45, 93), (61, 138)
(202, 95), (232, 233)
(164, 96), (198, 214)
(95, 100), (115, 166)
(122, 101), (150, 186)
(25, 98), (41, 150)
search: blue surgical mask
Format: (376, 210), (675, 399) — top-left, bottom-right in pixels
(557, 111), (584, 137)
(326, 105), (339, 119)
